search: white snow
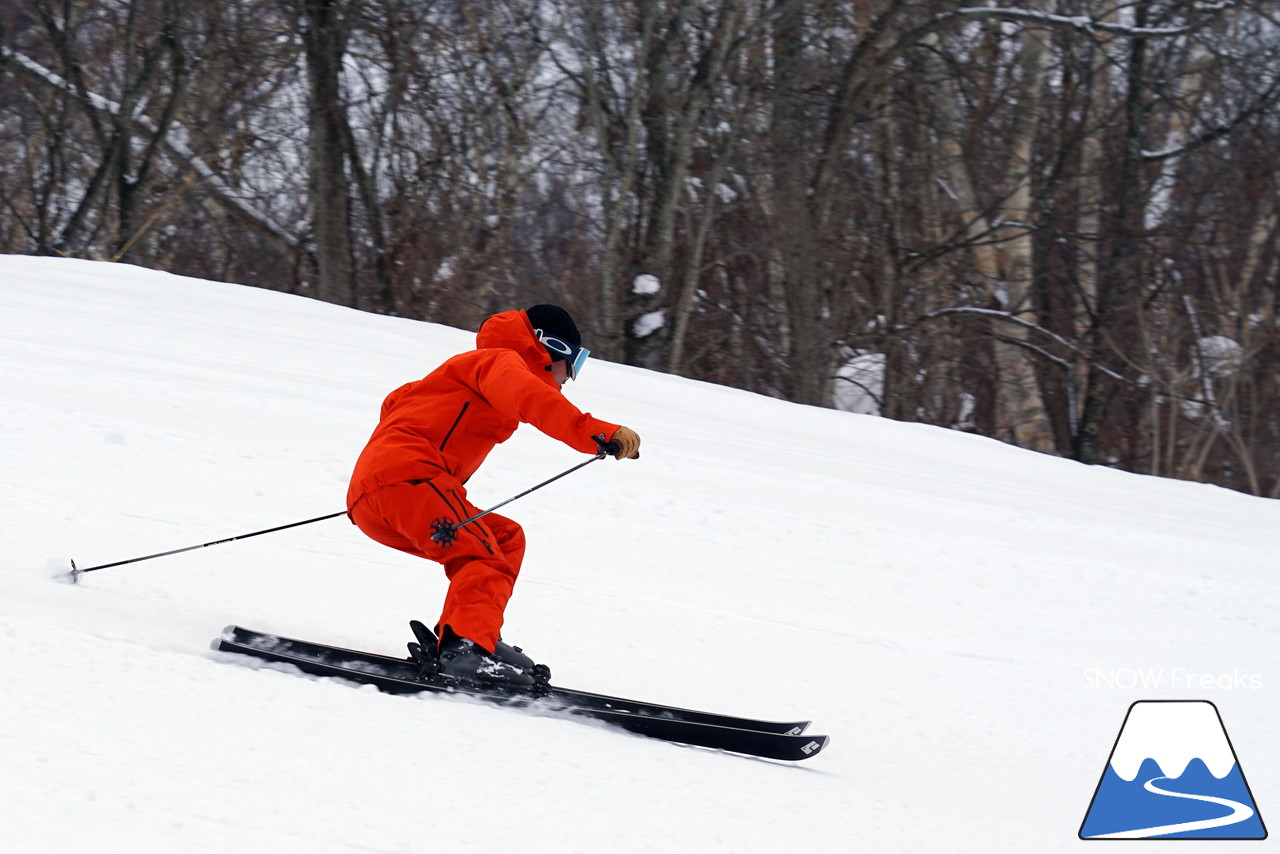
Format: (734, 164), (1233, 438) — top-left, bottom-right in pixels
(632, 309), (666, 338)
(1196, 335), (1243, 377)
(2, 255), (1279, 853)
(833, 351), (884, 415)
(632, 273), (661, 295)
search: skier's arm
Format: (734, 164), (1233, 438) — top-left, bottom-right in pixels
(476, 352), (625, 454)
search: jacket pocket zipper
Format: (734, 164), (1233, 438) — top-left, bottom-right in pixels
(439, 401), (470, 451)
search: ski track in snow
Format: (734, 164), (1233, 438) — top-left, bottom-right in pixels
(2, 255), (1279, 853)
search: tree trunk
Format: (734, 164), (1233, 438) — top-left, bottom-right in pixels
(300, 0), (354, 307)
(923, 17), (1054, 452)
(1076, 3), (1150, 464)
(627, 0), (743, 371)
(771, 0), (828, 406)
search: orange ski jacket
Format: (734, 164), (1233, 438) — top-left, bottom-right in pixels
(346, 309), (620, 510)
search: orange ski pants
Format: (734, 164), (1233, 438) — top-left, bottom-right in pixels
(349, 477), (526, 654)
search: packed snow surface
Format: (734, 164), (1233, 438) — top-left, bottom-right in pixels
(1, 256), (1277, 853)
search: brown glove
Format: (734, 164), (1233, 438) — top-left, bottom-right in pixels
(608, 426), (641, 460)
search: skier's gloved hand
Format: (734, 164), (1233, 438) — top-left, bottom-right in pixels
(608, 426), (641, 460)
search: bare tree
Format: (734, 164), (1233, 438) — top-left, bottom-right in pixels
(5, 0), (1280, 495)
(1, 1), (301, 270)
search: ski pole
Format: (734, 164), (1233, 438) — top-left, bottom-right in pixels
(67, 510), (347, 583)
(431, 436), (617, 545)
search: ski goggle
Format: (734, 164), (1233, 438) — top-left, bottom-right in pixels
(535, 330), (590, 380)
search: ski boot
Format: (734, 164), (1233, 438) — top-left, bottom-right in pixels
(408, 621), (549, 692)
(493, 638), (552, 683)
(437, 636), (538, 689)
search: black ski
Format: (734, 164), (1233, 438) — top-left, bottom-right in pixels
(212, 626), (828, 762)
(221, 624), (811, 735)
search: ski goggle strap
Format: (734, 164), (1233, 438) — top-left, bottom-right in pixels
(535, 330), (590, 380)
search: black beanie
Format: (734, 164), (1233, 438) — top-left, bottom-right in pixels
(525, 304), (581, 354)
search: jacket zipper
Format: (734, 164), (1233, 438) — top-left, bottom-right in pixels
(439, 401), (470, 451)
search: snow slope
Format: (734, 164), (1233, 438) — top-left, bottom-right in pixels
(1, 255), (1277, 853)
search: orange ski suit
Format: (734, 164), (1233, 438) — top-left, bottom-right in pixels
(346, 309), (620, 653)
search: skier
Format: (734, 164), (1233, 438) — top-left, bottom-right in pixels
(346, 304), (640, 687)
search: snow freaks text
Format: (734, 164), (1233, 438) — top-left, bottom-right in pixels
(1083, 668), (1263, 692)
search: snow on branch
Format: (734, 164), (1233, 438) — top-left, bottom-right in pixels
(1142, 69), (1280, 162)
(951, 6), (1199, 37)
(898, 304), (1245, 415)
(906, 306), (1134, 385)
(1, 46), (299, 249)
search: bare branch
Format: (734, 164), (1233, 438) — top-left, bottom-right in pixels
(1, 45), (299, 251)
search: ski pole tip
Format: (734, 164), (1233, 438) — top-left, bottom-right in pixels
(59, 558), (82, 585)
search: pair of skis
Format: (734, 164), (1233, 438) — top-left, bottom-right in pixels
(213, 624), (829, 762)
